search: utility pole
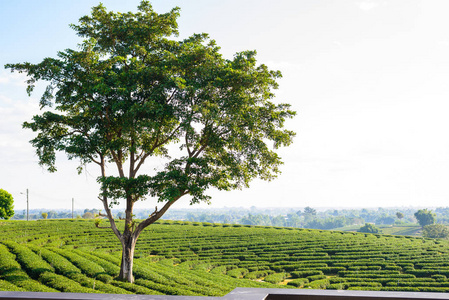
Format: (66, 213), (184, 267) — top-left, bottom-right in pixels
(72, 198), (74, 219)
(21, 189), (29, 221)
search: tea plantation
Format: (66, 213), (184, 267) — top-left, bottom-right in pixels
(1, 219), (449, 295)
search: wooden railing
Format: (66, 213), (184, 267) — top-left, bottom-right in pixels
(1, 288), (449, 300)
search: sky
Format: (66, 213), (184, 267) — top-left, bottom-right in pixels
(2, 0), (449, 211)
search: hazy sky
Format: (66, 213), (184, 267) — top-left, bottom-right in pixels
(2, 0), (449, 211)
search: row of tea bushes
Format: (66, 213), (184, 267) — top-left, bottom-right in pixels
(1, 220), (449, 293)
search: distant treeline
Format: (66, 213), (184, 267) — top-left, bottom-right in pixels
(12, 206), (449, 231)
(160, 207), (449, 230)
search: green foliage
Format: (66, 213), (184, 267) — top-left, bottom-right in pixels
(29, 246), (81, 276)
(5, 0), (295, 282)
(287, 278), (309, 287)
(2, 220), (449, 294)
(38, 272), (100, 293)
(3, 241), (54, 279)
(304, 206), (317, 216)
(305, 279), (330, 289)
(358, 223), (381, 234)
(263, 273), (286, 284)
(111, 280), (162, 295)
(422, 224), (449, 239)
(307, 274), (327, 281)
(0, 279), (26, 292)
(41, 212), (48, 219)
(6, 1), (295, 207)
(290, 270), (323, 278)
(0, 189), (14, 220)
(94, 218), (103, 227)
(0, 243), (57, 292)
(227, 268), (248, 278)
(82, 212), (94, 219)
(52, 248), (109, 280)
(414, 209), (436, 227)
(210, 266), (227, 275)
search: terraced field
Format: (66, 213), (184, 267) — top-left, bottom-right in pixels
(1, 219), (449, 295)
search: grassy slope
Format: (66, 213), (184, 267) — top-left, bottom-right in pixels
(0, 219), (448, 294)
(333, 224), (421, 236)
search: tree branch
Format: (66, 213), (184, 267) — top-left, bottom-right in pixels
(110, 149), (125, 178)
(99, 155), (122, 240)
(185, 133), (192, 157)
(134, 124), (182, 175)
(167, 89), (176, 103)
(133, 191), (188, 238)
(87, 155), (101, 166)
(192, 143), (208, 159)
(153, 124), (182, 149)
(134, 152), (151, 175)
(129, 138), (135, 178)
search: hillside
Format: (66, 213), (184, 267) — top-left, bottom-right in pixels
(334, 224), (422, 236)
(1, 219), (449, 295)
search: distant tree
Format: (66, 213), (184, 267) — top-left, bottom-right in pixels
(286, 213), (301, 227)
(271, 215), (286, 227)
(6, 1), (295, 282)
(41, 212), (48, 219)
(48, 210), (58, 219)
(116, 211), (126, 219)
(57, 211), (71, 218)
(304, 207), (317, 216)
(0, 189), (14, 220)
(414, 209), (436, 228)
(396, 212), (404, 219)
(323, 216), (346, 229)
(84, 209), (98, 215)
(376, 215), (395, 225)
(360, 209), (377, 223)
(305, 218), (324, 229)
(422, 224), (449, 239)
(240, 214), (271, 226)
(82, 212), (94, 219)
(358, 223), (380, 234)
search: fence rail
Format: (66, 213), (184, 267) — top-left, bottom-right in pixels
(2, 288), (449, 300)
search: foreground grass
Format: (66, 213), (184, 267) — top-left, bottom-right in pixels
(0, 219), (448, 294)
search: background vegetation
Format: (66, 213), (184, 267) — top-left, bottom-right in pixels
(1, 219), (449, 294)
(13, 206), (449, 234)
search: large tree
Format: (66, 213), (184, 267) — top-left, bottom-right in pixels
(358, 223), (380, 234)
(0, 189), (14, 220)
(6, 1), (295, 282)
(414, 209), (436, 228)
(422, 224), (449, 239)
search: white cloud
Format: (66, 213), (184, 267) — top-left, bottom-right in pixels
(356, 1), (380, 11)
(0, 70), (28, 87)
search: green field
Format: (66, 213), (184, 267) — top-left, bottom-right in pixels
(334, 224), (422, 236)
(1, 219), (449, 295)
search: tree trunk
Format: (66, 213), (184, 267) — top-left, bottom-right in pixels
(116, 198), (184, 283)
(119, 234), (136, 283)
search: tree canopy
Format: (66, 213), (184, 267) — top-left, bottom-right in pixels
(5, 1), (295, 282)
(414, 209), (435, 228)
(0, 189), (14, 220)
(304, 206), (317, 216)
(358, 223), (380, 234)
(422, 224), (449, 239)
